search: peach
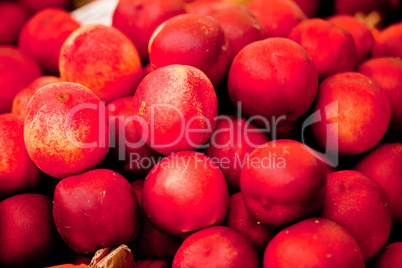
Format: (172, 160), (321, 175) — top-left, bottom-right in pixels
(59, 24), (143, 103)
(292, 0), (320, 17)
(358, 57), (402, 135)
(186, 0), (237, 16)
(106, 97), (160, 176)
(0, 45), (41, 114)
(212, 6), (268, 56)
(142, 151), (229, 237)
(288, 18), (358, 79)
(246, 0), (306, 37)
(132, 65), (218, 155)
(0, 194), (58, 267)
(112, 0), (186, 64)
(354, 143), (402, 224)
(373, 242), (402, 268)
(148, 14), (232, 86)
(53, 169), (141, 254)
(321, 170), (393, 260)
(334, 0), (400, 16)
(12, 75), (61, 118)
(263, 218), (364, 268)
(24, 82), (109, 179)
(372, 22), (402, 58)
(224, 192), (276, 253)
(205, 115), (269, 192)
(18, 8), (80, 75)
(328, 14), (374, 63)
(240, 139), (328, 227)
(228, 38), (318, 126)
(0, 113), (43, 198)
(18, 0), (69, 14)
(311, 72), (391, 155)
(0, 2), (29, 45)
(173, 226), (260, 268)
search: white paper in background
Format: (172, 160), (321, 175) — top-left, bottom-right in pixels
(71, 0), (119, 26)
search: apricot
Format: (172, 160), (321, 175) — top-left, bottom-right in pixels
(132, 64), (218, 155)
(59, 24), (143, 103)
(311, 72), (391, 155)
(246, 0), (306, 37)
(240, 139), (328, 227)
(321, 170), (393, 260)
(288, 18), (358, 79)
(142, 151), (229, 237)
(0, 194), (58, 267)
(372, 22), (402, 58)
(173, 226), (260, 268)
(148, 14), (231, 86)
(373, 242), (402, 268)
(18, 8), (80, 75)
(186, 0), (237, 16)
(24, 82), (109, 179)
(112, 0), (186, 63)
(53, 169), (141, 254)
(0, 45), (41, 114)
(263, 218), (364, 268)
(0, 2), (29, 45)
(18, 0), (69, 14)
(228, 38), (318, 126)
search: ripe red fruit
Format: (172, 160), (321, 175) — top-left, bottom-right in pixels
(263, 218), (364, 268)
(186, 0), (236, 16)
(240, 139), (328, 227)
(112, 0), (186, 64)
(288, 18), (358, 79)
(292, 0), (320, 17)
(321, 170), (393, 260)
(0, 2), (29, 45)
(311, 72), (391, 155)
(59, 24), (143, 103)
(228, 37), (318, 126)
(173, 226), (260, 268)
(373, 242), (402, 268)
(148, 14), (232, 86)
(53, 169), (141, 254)
(24, 82), (109, 179)
(0, 194), (58, 267)
(372, 22), (402, 58)
(18, 0), (69, 14)
(132, 64), (218, 155)
(142, 151), (229, 237)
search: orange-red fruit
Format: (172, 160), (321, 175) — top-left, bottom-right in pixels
(354, 143), (402, 225)
(148, 14), (231, 86)
(321, 171), (393, 260)
(112, 0), (186, 64)
(246, 0), (307, 37)
(0, 194), (58, 268)
(24, 82), (109, 179)
(18, 0), (69, 14)
(132, 64), (218, 155)
(228, 37), (318, 126)
(373, 243), (402, 268)
(311, 72), (391, 155)
(186, 0), (237, 16)
(0, 45), (41, 114)
(18, 8), (80, 75)
(173, 226), (260, 268)
(289, 18), (358, 79)
(142, 151), (229, 237)
(59, 24), (143, 103)
(372, 22), (402, 58)
(240, 139), (328, 227)
(263, 218), (364, 268)
(0, 2), (29, 45)
(0, 114), (42, 198)
(292, 0), (319, 17)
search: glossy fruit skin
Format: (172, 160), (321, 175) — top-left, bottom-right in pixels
(59, 24), (143, 103)
(53, 169), (141, 255)
(112, 0), (186, 64)
(173, 226), (260, 268)
(142, 151), (229, 237)
(311, 72), (391, 156)
(228, 37), (318, 127)
(18, 8), (80, 75)
(0, 113), (43, 198)
(263, 218), (365, 268)
(24, 82), (109, 179)
(372, 22), (402, 59)
(321, 171), (393, 260)
(288, 18), (358, 79)
(240, 139), (328, 227)
(0, 2), (29, 45)
(354, 143), (402, 225)
(148, 14), (232, 86)
(0, 194), (58, 268)
(373, 242), (402, 268)
(132, 64), (218, 155)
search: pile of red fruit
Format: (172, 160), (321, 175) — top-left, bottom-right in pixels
(0, 0), (401, 267)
